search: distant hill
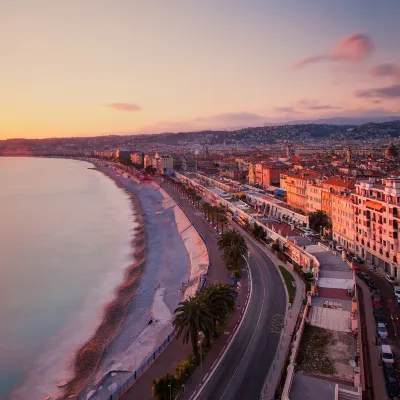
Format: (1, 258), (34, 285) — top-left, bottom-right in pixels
(283, 116), (400, 126)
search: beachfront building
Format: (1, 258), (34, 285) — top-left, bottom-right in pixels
(130, 152), (143, 167)
(353, 177), (400, 277)
(155, 153), (173, 174)
(332, 193), (356, 252)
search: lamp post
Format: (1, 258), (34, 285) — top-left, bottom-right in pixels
(168, 383), (172, 400)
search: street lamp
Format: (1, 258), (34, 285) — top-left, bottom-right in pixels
(168, 383), (172, 400)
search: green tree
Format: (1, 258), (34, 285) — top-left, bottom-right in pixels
(309, 210), (331, 233)
(145, 165), (157, 175)
(152, 373), (177, 400)
(200, 282), (236, 339)
(218, 229), (248, 275)
(172, 297), (214, 360)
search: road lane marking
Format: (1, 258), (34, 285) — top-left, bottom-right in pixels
(192, 252), (253, 400)
(218, 252), (266, 400)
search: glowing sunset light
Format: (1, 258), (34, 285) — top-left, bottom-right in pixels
(1, 0), (400, 139)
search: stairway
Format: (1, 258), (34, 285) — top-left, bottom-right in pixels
(336, 385), (361, 400)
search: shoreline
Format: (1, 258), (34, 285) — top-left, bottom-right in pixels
(79, 166), (209, 400)
(51, 161), (209, 400)
(60, 168), (147, 399)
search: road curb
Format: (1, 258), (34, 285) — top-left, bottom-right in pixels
(191, 252), (254, 400)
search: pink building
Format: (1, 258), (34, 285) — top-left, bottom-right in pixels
(353, 177), (400, 277)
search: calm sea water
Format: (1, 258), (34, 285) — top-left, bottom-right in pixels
(0, 157), (134, 400)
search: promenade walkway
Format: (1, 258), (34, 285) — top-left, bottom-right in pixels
(120, 182), (250, 400)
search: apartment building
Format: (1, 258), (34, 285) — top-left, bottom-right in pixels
(332, 193), (356, 252)
(248, 163), (256, 185)
(155, 154), (173, 173)
(353, 177), (400, 276)
(281, 171), (319, 213)
(250, 162), (288, 188)
(306, 184), (322, 213)
(130, 152), (143, 166)
(262, 163), (288, 188)
(321, 176), (356, 218)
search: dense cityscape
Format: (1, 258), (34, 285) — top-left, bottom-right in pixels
(3, 118), (400, 399)
(3, 1), (400, 400)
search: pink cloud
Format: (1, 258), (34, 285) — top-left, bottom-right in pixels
(294, 33), (373, 69)
(355, 84), (400, 99)
(106, 103), (142, 112)
(369, 63), (400, 79)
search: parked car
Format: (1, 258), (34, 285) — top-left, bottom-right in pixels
(381, 344), (395, 364)
(374, 302), (383, 310)
(336, 245), (344, 252)
(394, 286), (400, 295)
(378, 322), (389, 338)
(388, 299), (397, 310)
(353, 256), (364, 264)
(385, 275), (397, 285)
(386, 375), (400, 398)
(373, 293), (382, 302)
(383, 363), (398, 379)
(379, 337), (390, 348)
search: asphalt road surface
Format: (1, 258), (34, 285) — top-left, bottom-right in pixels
(161, 180), (287, 400)
(196, 226), (287, 400)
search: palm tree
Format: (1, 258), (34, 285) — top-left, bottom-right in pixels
(173, 297), (214, 359)
(218, 229), (248, 274)
(200, 282), (236, 338)
(217, 214), (228, 233)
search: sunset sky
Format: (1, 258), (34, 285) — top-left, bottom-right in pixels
(2, 0), (400, 139)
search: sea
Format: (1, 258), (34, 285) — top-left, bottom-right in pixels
(0, 157), (134, 400)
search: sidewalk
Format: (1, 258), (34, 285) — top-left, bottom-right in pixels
(231, 223), (306, 400)
(259, 249), (305, 400)
(357, 278), (390, 400)
(120, 184), (250, 400)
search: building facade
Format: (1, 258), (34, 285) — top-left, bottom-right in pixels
(332, 193), (356, 252)
(353, 177), (400, 277)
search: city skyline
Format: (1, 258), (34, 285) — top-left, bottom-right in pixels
(2, 0), (400, 139)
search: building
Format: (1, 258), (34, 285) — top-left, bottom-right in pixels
(262, 163), (288, 188)
(353, 177), (400, 277)
(332, 193), (356, 252)
(248, 162), (257, 185)
(320, 176), (356, 218)
(155, 154), (173, 173)
(183, 157), (197, 172)
(281, 171), (319, 213)
(385, 141), (398, 159)
(130, 152), (143, 166)
(306, 183), (323, 213)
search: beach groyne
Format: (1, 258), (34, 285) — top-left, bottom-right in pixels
(60, 175), (147, 400)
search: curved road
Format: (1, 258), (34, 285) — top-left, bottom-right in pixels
(196, 225), (287, 400)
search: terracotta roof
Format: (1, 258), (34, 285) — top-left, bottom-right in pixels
(322, 176), (356, 189)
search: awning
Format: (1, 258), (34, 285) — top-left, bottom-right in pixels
(365, 200), (384, 211)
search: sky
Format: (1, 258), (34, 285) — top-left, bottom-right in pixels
(1, 0), (400, 139)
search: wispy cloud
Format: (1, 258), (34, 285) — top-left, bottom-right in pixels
(294, 33), (374, 69)
(355, 84), (400, 99)
(275, 100), (341, 114)
(369, 63), (400, 80)
(274, 107), (298, 113)
(106, 103), (142, 112)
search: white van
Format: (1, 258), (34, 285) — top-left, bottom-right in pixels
(381, 344), (395, 364)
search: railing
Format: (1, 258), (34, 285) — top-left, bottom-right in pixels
(104, 184), (211, 400)
(281, 303), (310, 400)
(106, 330), (176, 400)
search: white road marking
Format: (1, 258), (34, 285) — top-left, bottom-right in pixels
(192, 253), (254, 400)
(218, 254), (266, 400)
